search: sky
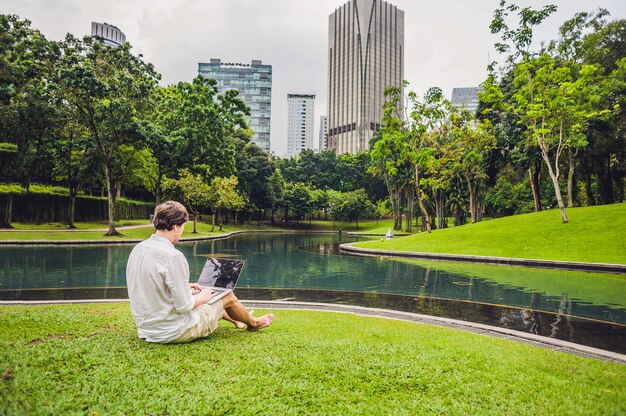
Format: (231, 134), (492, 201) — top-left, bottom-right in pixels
(2, 0), (625, 156)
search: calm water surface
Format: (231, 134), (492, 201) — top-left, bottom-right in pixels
(1, 233), (624, 352)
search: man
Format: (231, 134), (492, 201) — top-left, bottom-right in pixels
(126, 200), (274, 343)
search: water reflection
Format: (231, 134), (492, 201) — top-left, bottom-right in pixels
(1, 233), (625, 326)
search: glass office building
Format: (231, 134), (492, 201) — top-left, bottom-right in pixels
(451, 87), (481, 115)
(319, 116), (328, 151)
(198, 59), (272, 152)
(328, 0), (404, 154)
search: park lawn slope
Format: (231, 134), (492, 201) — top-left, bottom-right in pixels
(0, 304), (624, 415)
(355, 203), (626, 264)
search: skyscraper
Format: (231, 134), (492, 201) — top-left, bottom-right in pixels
(287, 94), (315, 158)
(451, 87), (481, 115)
(327, 0), (404, 154)
(319, 116), (328, 151)
(91, 22), (126, 47)
(198, 59), (272, 152)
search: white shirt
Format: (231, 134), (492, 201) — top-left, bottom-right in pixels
(126, 234), (198, 343)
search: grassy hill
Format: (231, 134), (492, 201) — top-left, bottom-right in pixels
(355, 203), (626, 264)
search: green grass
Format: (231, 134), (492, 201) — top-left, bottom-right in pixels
(0, 219), (398, 242)
(356, 203), (626, 264)
(0, 304), (624, 415)
(6, 219), (150, 231)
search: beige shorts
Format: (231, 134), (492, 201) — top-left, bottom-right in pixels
(171, 300), (224, 343)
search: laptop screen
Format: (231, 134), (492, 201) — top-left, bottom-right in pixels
(197, 258), (245, 289)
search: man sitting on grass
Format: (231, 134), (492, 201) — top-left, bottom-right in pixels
(126, 201), (274, 343)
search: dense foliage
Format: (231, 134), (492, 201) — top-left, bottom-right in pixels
(0, 4), (624, 233)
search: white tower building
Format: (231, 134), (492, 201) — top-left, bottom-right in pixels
(287, 94), (315, 158)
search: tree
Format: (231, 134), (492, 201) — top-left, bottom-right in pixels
(310, 188), (330, 221)
(59, 35), (159, 235)
(407, 86), (452, 232)
(163, 170), (210, 234)
(209, 176), (244, 232)
(267, 169), (285, 224)
(453, 110), (496, 223)
(566, 15), (626, 205)
(331, 189), (375, 229)
(51, 117), (98, 228)
(282, 182), (313, 223)
(229, 132), (275, 224)
(488, 1), (615, 223)
(173, 77), (249, 182)
(145, 84), (185, 205)
(0, 15), (61, 190)
(370, 86), (410, 231)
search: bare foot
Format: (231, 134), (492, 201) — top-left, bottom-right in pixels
(247, 313), (275, 331)
(235, 310), (254, 329)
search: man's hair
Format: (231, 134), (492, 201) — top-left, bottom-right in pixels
(153, 201), (189, 231)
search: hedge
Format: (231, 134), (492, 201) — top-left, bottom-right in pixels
(0, 192), (154, 225)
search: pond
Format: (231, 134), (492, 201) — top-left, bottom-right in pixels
(1, 233), (625, 353)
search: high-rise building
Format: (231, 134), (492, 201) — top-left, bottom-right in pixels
(91, 22), (126, 47)
(287, 94), (315, 158)
(451, 87), (481, 115)
(319, 116), (328, 151)
(327, 0), (404, 154)
(198, 59), (272, 152)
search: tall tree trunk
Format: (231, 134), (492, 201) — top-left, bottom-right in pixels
(104, 163), (121, 236)
(219, 211), (224, 231)
(567, 149), (575, 208)
(384, 175), (400, 230)
(414, 165), (431, 233)
(211, 210), (216, 232)
(529, 164), (541, 212)
(438, 191), (447, 229)
(467, 177), (476, 224)
(541, 153), (568, 223)
(602, 152), (614, 204)
(154, 170), (163, 206)
(192, 212), (198, 233)
(406, 189), (413, 232)
(0, 195), (12, 228)
(67, 192), (77, 229)
(580, 154), (596, 206)
(395, 188), (402, 231)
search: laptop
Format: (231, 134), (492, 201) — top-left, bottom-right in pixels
(196, 258), (245, 304)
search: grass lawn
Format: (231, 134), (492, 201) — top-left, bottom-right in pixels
(5, 219), (150, 231)
(355, 203), (626, 265)
(0, 219), (398, 242)
(0, 304), (624, 415)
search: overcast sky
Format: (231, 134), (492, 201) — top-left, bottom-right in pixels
(2, 0), (625, 156)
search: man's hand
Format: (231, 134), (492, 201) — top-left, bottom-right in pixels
(193, 288), (217, 308)
(189, 282), (202, 295)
